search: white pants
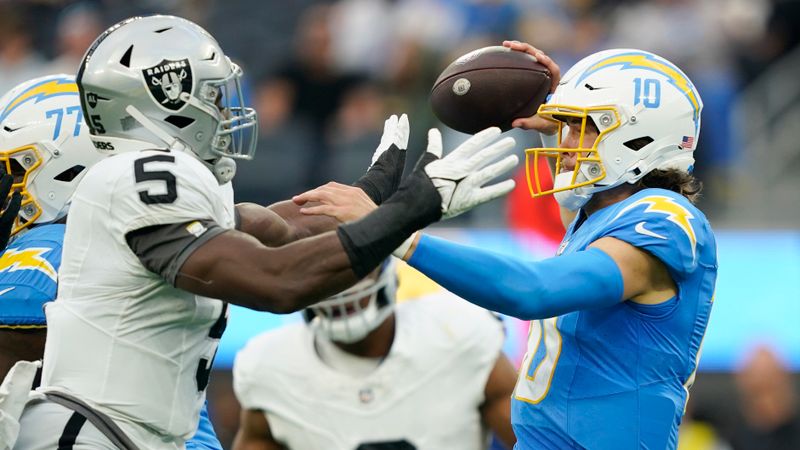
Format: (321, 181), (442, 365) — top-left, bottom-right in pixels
(13, 398), (117, 449)
(13, 396), (184, 450)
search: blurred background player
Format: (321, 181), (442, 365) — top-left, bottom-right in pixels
(0, 74), (222, 450)
(296, 42), (717, 450)
(232, 258), (517, 450)
(13, 14), (515, 450)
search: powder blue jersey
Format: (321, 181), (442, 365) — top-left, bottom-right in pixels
(512, 188), (717, 450)
(0, 224), (221, 449)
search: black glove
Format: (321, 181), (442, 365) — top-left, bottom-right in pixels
(352, 114), (409, 204)
(0, 172), (21, 252)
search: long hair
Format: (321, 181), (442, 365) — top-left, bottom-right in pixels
(636, 169), (703, 204)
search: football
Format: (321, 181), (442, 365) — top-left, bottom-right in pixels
(430, 46), (552, 134)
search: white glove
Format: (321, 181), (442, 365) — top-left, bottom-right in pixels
(370, 114), (409, 166)
(424, 127), (518, 219)
(0, 360), (40, 450)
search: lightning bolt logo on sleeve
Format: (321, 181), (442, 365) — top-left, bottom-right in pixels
(612, 196), (697, 258)
(0, 248), (58, 281)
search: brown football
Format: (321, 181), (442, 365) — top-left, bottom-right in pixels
(431, 46), (551, 134)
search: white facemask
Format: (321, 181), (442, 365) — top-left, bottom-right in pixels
(553, 171), (593, 211)
(311, 297), (387, 344)
(307, 266), (397, 344)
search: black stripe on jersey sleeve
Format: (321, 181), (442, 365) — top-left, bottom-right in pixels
(125, 220), (226, 286)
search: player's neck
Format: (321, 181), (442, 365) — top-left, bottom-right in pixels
(583, 184), (640, 216)
(334, 314), (396, 359)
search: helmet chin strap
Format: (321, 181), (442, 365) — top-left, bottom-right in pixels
(553, 171), (593, 211)
(125, 105), (188, 153)
(125, 105), (235, 184)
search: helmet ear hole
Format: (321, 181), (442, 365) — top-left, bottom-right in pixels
(164, 115), (195, 129)
(623, 136), (654, 151)
(53, 165), (87, 182)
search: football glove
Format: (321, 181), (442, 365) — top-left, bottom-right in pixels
(0, 360), (40, 449)
(353, 114), (409, 204)
(423, 127), (517, 219)
(0, 172), (21, 252)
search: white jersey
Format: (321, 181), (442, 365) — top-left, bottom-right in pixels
(234, 291), (505, 450)
(40, 150), (235, 446)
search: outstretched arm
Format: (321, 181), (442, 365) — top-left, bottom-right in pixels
(235, 114), (408, 247)
(169, 128), (517, 314)
(403, 234), (625, 320)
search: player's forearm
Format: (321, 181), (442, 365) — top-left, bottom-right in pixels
(237, 202), (339, 247)
(407, 235), (624, 319)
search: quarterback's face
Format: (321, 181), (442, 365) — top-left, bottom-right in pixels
(559, 117), (599, 171)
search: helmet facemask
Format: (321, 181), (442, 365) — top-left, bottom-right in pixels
(525, 105), (622, 210)
(0, 145), (44, 235)
(306, 260), (397, 344)
(184, 62), (258, 161)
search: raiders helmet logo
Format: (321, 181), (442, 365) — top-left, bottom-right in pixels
(142, 58), (193, 111)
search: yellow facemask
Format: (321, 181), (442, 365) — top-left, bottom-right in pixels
(1, 144), (44, 235)
(525, 104), (622, 198)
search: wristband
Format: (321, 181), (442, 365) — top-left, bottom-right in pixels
(352, 144), (406, 204)
(338, 153), (440, 278)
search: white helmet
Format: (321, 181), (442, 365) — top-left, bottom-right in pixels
(304, 259), (398, 344)
(525, 49), (703, 210)
(76, 15), (257, 183)
(0, 74), (104, 235)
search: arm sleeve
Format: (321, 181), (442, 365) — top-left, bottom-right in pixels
(125, 220), (227, 286)
(407, 234), (624, 320)
(185, 401), (222, 450)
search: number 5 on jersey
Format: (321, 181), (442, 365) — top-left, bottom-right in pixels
(514, 318), (562, 404)
(134, 154), (178, 204)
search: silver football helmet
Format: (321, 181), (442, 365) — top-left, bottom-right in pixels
(0, 74), (104, 235)
(76, 15), (257, 183)
(304, 259), (398, 344)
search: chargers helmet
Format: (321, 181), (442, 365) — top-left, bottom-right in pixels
(304, 259), (398, 344)
(525, 49), (703, 210)
(76, 15), (257, 183)
(0, 74), (104, 235)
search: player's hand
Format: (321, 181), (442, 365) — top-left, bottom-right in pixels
(0, 360), (40, 444)
(293, 182), (378, 223)
(0, 172), (21, 253)
(352, 114), (410, 204)
(503, 40), (561, 136)
(423, 127), (518, 219)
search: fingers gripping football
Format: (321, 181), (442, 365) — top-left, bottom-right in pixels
(423, 127), (518, 219)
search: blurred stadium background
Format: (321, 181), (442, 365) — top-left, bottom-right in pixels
(4, 0), (798, 448)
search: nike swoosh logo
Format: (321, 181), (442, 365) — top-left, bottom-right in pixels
(0, 287), (16, 296)
(635, 222), (667, 240)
